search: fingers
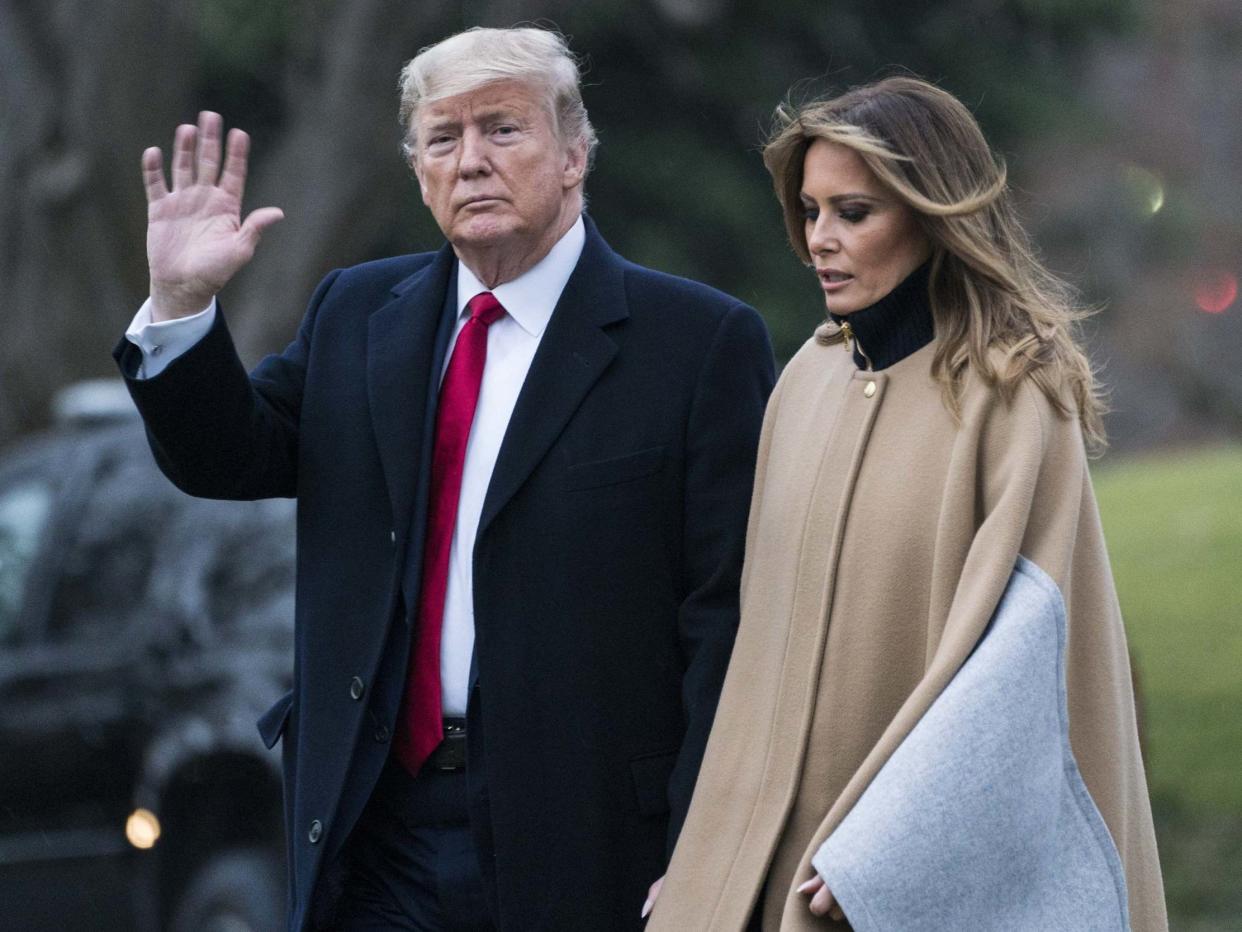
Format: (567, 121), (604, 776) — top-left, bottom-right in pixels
(240, 206), (286, 247)
(219, 127), (252, 201)
(142, 147), (168, 202)
(809, 884), (832, 916)
(640, 874), (664, 920)
(796, 875), (825, 896)
(195, 111), (223, 186)
(810, 887), (844, 919)
(170, 123), (196, 190)
(163, 113), (241, 194)
(800, 873), (844, 920)
(646, 876), (665, 903)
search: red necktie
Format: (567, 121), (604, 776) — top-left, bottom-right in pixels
(395, 291), (505, 776)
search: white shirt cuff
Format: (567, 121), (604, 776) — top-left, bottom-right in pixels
(124, 297), (217, 379)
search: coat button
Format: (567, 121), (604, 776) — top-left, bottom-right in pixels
(863, 380), (877, 398)
(374, 724), (391, 743)
(349, 676), (365, 700)
(308, 820), (323, 844)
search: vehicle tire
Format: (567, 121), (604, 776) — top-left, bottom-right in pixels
(169, 847), (285, 932)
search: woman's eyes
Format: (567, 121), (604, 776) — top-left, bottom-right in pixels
(802, 205), (870, 223)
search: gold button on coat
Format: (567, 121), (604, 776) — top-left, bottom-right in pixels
(863, 380), (877, 398)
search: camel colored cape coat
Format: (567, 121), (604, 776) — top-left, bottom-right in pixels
(650, 338), (1166, 931)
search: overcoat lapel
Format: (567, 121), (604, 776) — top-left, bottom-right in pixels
(478, 222), (628, 535)
(366, 243), (457, 545)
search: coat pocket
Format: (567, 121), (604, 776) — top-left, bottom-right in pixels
(257, 689), (294, 749)
(564, 446), (665, 491)
(629, 748), (678, 817)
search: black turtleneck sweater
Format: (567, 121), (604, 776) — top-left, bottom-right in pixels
(828, 261), (935, 371)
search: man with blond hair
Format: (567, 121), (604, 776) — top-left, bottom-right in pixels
(116, 26), (772, 931)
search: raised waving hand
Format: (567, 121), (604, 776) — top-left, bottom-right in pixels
(143, 111), (284, 321)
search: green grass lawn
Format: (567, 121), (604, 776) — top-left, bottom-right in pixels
(1093, 444), (1242, 927)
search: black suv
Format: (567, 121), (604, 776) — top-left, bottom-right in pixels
(0, 382), (295, 930)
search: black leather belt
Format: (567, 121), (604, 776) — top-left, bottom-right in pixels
(426, 718), (467, 772)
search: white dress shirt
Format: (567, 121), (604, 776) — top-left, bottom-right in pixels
(437, 216), (584, 713)
(124, 215), (586, 716)
(125, 297), (216, 379)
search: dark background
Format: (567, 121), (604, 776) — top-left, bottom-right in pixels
(2, 0), (1239, 926)
(4, 0), (1240, 450)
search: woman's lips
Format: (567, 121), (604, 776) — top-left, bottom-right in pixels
(818, 271), (854, 292)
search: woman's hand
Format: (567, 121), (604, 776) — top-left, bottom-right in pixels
(640, 874), (664, 919)
(797, 873), (846, 921)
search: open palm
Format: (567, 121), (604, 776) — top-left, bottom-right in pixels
(144, 111), (283, 320)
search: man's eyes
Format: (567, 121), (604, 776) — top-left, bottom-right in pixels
(423, 125), (520, 148)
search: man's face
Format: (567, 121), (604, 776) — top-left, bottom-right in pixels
(413, 79), (586, 271)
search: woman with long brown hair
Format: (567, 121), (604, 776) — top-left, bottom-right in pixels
(647, 77), (1166, 930)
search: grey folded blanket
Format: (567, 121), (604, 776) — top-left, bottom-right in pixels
(814, 556), (1130, 931)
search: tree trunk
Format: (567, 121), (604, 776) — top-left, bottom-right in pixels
(0, 0), (198, 443)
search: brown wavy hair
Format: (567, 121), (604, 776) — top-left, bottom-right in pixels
(763, 76), (1107, 451)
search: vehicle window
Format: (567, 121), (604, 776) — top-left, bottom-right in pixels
(204, 505), (296, 631)
(0, 478), (55, 645)
(46, 453), (173, 642)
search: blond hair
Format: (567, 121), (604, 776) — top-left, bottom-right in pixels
(764, 76), (1107, 451)
(398, 26), (597, 172)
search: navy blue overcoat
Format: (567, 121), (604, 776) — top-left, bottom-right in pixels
(117, 217), (774, 930)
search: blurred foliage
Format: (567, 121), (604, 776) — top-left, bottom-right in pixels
(195, 0), (293, 144)
(17, 0), (1242, 451)
(198, 0), (292, 72)
(6, 0), (1191, 444)
(185, 0), (1147, 361)
(1095, 446), (1242, 928)
(554, 0), (1146, 358)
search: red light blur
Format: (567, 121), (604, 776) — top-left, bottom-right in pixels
(1194, 272), (1237, 314)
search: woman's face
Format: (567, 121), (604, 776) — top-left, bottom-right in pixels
(800, 139), (931, 315)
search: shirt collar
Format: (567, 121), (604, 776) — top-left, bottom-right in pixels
(455, 215), (586, 338)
